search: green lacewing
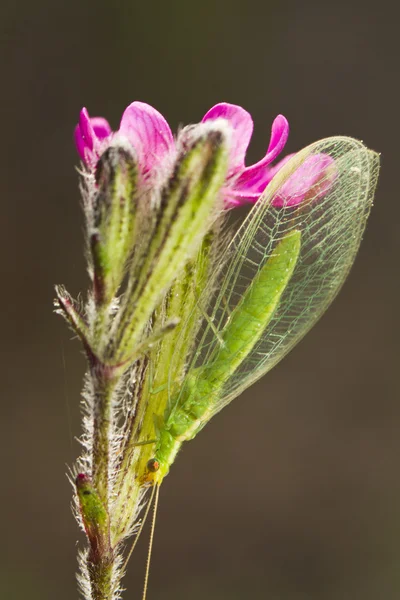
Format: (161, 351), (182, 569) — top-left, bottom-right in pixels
(134, 136), (379, 600)
(146, 136), (379, 484)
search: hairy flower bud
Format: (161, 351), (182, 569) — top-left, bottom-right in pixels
(75, 473), (110, 560)
(90, 144), (138, 304)
(112, 124), (230, 363)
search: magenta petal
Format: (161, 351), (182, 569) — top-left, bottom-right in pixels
(74, 125), (86, 161)
(224, 188), (261, 206)
(202, 103), (253, 175)
(266, 115), (289, 160)
(79, 108), (95, 151)
(74, 108), (112, 163)
(237, 114), (289, 189)
(259, 153), (295, 186)
(119, 101), (174, 174)
(91, 117), (112, 141)
(272, 153), (337, 207)
(74, 108), (93, 160)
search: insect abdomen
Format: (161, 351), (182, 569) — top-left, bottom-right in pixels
(154, 230), (301, 478)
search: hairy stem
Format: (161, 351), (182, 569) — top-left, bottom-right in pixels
(91, 365), (117, 503)
(87, 551), (115, 600)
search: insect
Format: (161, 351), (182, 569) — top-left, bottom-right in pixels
(132, 136), (379, 599)
(146, 136), (378, 480)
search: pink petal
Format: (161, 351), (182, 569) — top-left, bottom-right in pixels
(74, 125), (87, 162)
(74, 107), (112, 164)
(236, 114), (289, 190)
(231, 154), (297, 203)
(271, 153), (337, 207)
(266, 115), (290, 161)
(225, 154), (294, 207)
(202, 103), (253, 176)
(91, 117), (112, 141)
(223, 188), (260, 206)
(78, 108), (95, 151)
(119, 101), (174, 175)
(259, 153), (295, 186)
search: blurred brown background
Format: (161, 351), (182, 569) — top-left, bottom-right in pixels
(1, 0), (399, 598)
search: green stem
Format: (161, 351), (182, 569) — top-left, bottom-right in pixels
(91, 365), (117, 504)
(76, 461), (115, 600)
(87, 553), (115, 600)
(87, 364), (120, 600)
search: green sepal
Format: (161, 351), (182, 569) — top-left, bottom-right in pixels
(91, 144), (138, 304)
(54, 285), (90, 348)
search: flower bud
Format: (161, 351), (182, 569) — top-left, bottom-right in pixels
(75, 473), (110, 561)
(113, 125), (230, 362)
(90, 144), (138, 304)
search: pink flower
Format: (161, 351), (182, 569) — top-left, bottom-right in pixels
(74, 101), (334, 208)
(74, 102), (175, 177)
(201, 103), (289, 205)
(74, 108), (112, 166)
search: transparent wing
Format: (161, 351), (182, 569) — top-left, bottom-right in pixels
(169, 136), (379, 420)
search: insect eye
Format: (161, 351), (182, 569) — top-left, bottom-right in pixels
(147, 458), (160, 473)
(82, 490), (91, 496)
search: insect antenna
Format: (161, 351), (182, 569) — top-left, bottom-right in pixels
(142, 484), (160, 600)
(122, 483), (157, 573)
